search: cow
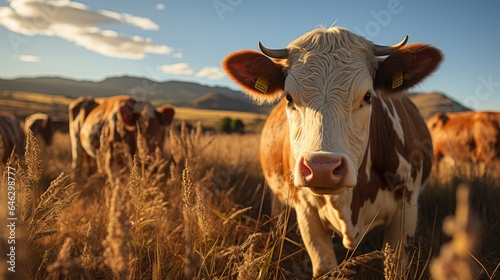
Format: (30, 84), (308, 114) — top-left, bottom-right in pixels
(222, 26), (442, 277)
(68, 96), (174, 178)
(24, 113), (69, 146)
(0, 113), (25, 163)
(427, 111), (500, 169)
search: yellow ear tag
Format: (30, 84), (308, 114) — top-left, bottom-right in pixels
(392, 71), (404, 89)
(255, 76), (269, 93)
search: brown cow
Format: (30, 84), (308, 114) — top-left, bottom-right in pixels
(68, 96), (174, 177)
(223, 26), (442, 277)
(0, 113), (25, 162)
(427, 111), (500, 169)
(24, 113), (69, 146)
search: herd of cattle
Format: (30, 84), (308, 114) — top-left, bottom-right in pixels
(0, 26), (499, 278)
(0, 95), (174, 178)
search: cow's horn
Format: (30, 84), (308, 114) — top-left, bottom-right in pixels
(259, 41), (289, 58)
(373, 36), (408, 56)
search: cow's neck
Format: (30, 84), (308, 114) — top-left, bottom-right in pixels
(342, 94), (409, 227)
(365, 94), (408, 188)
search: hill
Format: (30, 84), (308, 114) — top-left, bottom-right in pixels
(409, 91), (471, 119)
(181, 92), (261, 112)
(0, 76), (269, 113)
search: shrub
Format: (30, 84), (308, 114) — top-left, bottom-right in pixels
(216, 117), (232, 134)
(216, 117), (246, 134)
(231, 118), (245, 134)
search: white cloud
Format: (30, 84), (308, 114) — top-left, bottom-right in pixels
(160, 64), (226, 80)
(196, 67), (225, 80)
(17, 54), (41, 62)
(155, 3), (165, 11)
(161, 63), (194, 75)
(0, 0), (175, 59)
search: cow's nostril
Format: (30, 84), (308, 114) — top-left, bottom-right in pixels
(332, 159), (346, 178)
(300, 158), (313, 176)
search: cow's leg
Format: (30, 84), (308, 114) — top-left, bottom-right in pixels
(433, 150), (443, 174)
(294, 200), (337, 278)
(103, 148), (114, 179)
(70, 127), (84, 174)
(383, 199), (418, 271)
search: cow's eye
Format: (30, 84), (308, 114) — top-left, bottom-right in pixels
(363, 92), (372, 104)
(285, 93), (296, 110)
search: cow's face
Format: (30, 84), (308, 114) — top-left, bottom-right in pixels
(426, 112), (449, 131)
(283, 48), (375, 193)
(119, 101), (174, 151)
(223, 27), (442, 195)
(144, 104), (175, 149)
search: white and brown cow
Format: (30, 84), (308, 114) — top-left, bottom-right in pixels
(24, 112), (69, 146)
(69, 95), (174, 177)
(0, 113), (25, 163)
(223, 27), (442, 277)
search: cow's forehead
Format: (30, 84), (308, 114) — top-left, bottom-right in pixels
(283, 28), (378, 100)
(286, 27), (376, 64)
(285, 53), (375, 106)
(287, 52), (375, 83)
(130, 100), (156, 118)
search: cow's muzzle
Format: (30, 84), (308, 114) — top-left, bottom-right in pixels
(295, 151), (356, 195)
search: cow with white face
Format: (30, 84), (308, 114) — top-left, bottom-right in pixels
(223, 27), (442, 277)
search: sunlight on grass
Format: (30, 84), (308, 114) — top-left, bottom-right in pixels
(0, 123), (498, 279)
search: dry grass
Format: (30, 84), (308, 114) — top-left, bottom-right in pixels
(0, 124), (499, 280)
(0, 91), (73, 118)
(431, 184), (480, 279)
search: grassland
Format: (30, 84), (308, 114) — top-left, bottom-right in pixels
(0, 92), (499, 279)
(0, 124), (499, 280)
(171, 107), (267, 133)
(0, 91), (74, 118)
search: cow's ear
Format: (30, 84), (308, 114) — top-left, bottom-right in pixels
(157, 105), (175, 126)
(374, 44), (443, 93)
(223, 50), (285, 104)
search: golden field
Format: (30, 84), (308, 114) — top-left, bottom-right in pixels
(0, 124), (499, 279)
(0, 92), (499, 279)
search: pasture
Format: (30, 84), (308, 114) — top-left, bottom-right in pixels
(1, 122), (499, 279)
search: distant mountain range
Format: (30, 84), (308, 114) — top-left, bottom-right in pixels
(0, 76), (469, 117)
(0, 76), (271, 114)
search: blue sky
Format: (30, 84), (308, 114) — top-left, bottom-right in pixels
(1, 0), (499, 111)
